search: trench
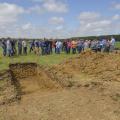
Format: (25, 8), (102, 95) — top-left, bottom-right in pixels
(9, 63), (63, 99)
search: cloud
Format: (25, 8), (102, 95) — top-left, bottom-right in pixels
(49, 17), (64, 25)
(112, 3), (120, 10)
(29, 0), (68, 13)
(43, 0), (68, 13)
(55, 25), (64, 30)
(22, 23), (32, 30)
(112, 14), (120, 20)
(74, 11), (120, 37)
(0, 3), (24, 25)
(78, 12), (100, 22)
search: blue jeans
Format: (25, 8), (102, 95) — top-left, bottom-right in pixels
(67, 47), (71, 54)
(56, 48), (60, 54)
(77, 46), (82, 53)
(7, 49), (12, 57)
(72, 48), (76, 54)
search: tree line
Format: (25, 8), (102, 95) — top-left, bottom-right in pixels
(0, 34), (120, 42)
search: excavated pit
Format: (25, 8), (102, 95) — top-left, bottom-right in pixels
(0, 62), (75, 105)
(9, 63), (63, 98)
(1, 51), (120, 105)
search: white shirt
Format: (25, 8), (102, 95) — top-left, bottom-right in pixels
(22, 41), (27, 47)
(111, 38), (115, 46)
(56, 41), (62, 48)
(6, 40), (12, 50)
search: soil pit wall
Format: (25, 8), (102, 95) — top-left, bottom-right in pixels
(9, 63), (63, 97)
(9, 63), (38, 79)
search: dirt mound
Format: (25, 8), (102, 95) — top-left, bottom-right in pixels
(57, 51), (120, 82)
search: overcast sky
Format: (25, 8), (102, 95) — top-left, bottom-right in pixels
(0, 0), (120, 38)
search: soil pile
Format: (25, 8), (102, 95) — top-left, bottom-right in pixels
(58, 51), (120, 82)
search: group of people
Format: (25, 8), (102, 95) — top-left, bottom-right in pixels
(1, 38), (28, 57)
(1, 37), (116, 57)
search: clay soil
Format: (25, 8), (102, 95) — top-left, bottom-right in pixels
(0, 51), (120, 120)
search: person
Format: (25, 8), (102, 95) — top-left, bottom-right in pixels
(96, 40), (102, 52)
(1, 39), (7, 56)
(41, 40), (45, 55)
(18, 39), (22, 55)
(56, 40), (62, 54)
(63, 41), (67, 53)
(77, 40), (83, 53)
(22, 40), (27, 55)
(11, 40), (16, 56)
(91, 40), (97, 52)
(6, 38), (12, 57)
(84, 40), (89, 50)
(34, 40), (39, 55)
(101, 38), (107, 52)
(98, 40), (104, 52)
(67, 40), (71, 54)
(29, 40), (35, 53)
(38, 41), (42, 55)
(49, 40), (53, 54)
(44, 39), (50, 55)
(105, 39), (110, 52)
(54, 40), (57, 53)
(110, 37), (116, 52)
(71, 40), (77, 54)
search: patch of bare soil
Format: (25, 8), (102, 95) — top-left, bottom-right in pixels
(0, 51), (120, 120)
(0, 71), (18, 105)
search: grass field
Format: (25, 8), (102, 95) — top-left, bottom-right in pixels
(116, 42), (120, 48)
(0, 42), (120, 71)
(0, 48), (76, 71)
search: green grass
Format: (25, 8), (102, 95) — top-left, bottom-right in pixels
(115, 42), (120, 48)
(0, 48), (76, 71)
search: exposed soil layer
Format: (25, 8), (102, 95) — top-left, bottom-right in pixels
(0, 51), (120, 120)
(9, 63), (37, 79)
(0, 71), (19, 105)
